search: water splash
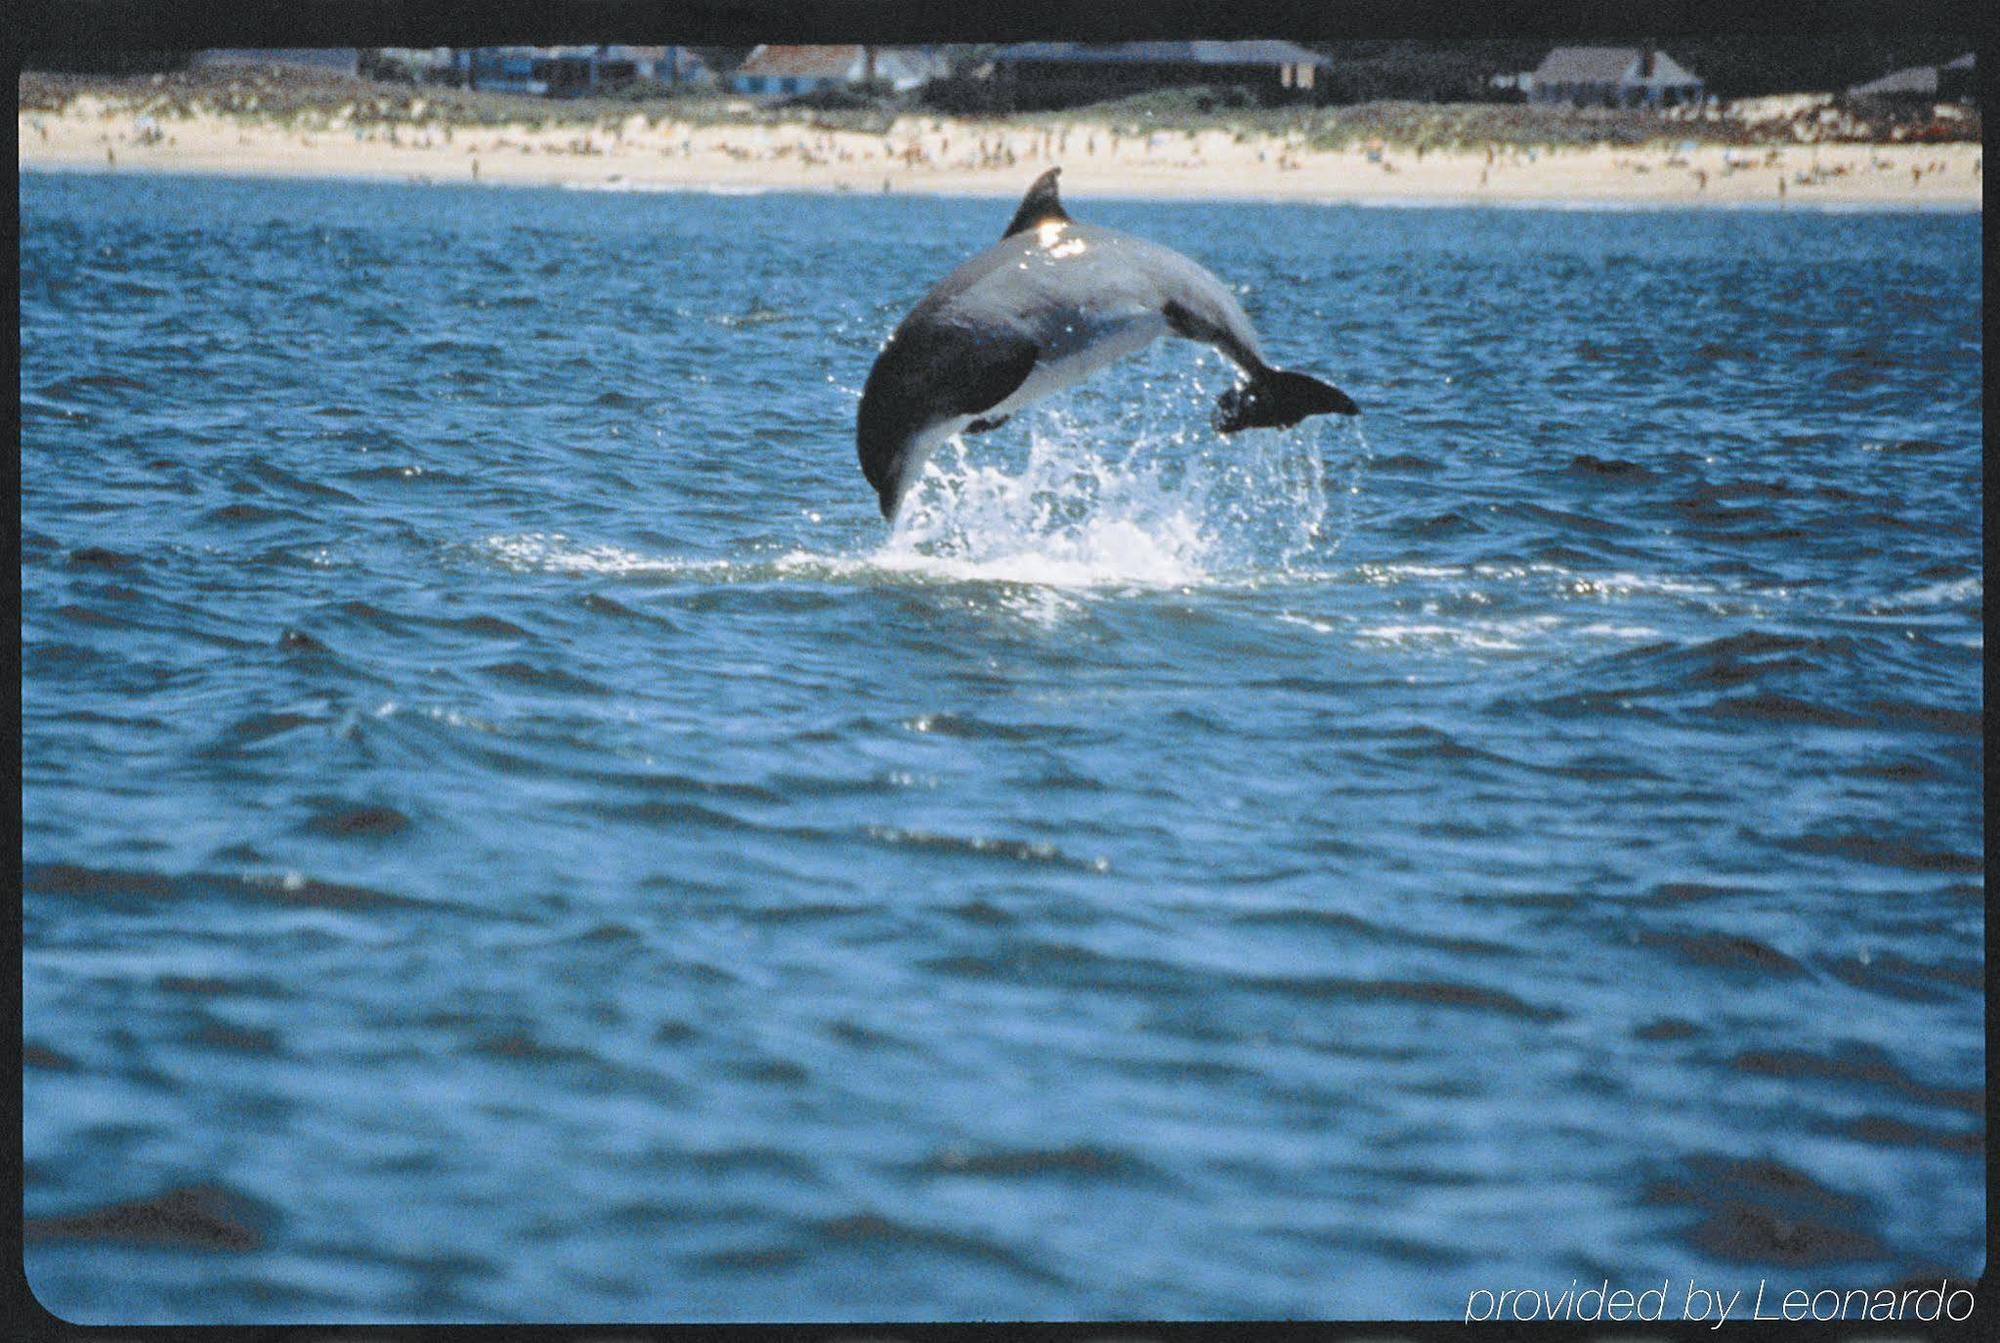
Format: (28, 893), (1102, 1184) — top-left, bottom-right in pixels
(484, 366), (1368, 598)
(879, 395), (1357, 590)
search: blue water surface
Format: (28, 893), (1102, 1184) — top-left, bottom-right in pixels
(19, 171), (1984, 1322)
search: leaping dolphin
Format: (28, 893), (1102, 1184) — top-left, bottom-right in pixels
(856, 167), (1359, 520)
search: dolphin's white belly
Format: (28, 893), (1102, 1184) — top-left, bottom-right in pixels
(992, 307), (1169, 420)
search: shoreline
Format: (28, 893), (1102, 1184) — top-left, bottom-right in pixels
(20, 102), (1983, 211)
(21, 161), (1985, 215)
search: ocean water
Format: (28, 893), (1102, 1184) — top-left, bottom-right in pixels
(19, 171), (1983, 1323)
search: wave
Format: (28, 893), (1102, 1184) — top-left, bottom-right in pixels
(1862, 575), (1980, 614)
(24, 861), (428, 912)
(27, 1183), (274, 1251)
(474, 539), (1757, 661)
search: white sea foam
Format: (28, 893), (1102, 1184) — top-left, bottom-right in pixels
(1356, 615), (1565, 653)
(1573, 622), (1664, 640)
(1873, 575), (1981, 609)
(481, 532), (728, 577)
(877, 437), (1214, 589)
(1550, 570), (1718, 599)
(1347, 560), (1725, 606)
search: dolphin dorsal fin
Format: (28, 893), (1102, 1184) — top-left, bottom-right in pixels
(1002, 167), (1070, 238)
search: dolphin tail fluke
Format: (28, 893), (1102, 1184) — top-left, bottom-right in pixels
(1214, 369), (1359, 434)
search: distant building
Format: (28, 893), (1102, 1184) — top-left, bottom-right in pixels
(729, 45), (946, 98)
(192, 50), (361, 77)
(585, 46), (711, 91)
(989, 41), (1333, 109)
(374, 48), (455, 82)
(1527, 46), (1703, 108)
(456, 46), (709, 97)
(458, 47), (549, 95)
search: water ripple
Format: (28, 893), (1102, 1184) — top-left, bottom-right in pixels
(21, 172), (1980, 1323)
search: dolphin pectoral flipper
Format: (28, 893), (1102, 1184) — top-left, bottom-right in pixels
(952, 336), (1039, 419)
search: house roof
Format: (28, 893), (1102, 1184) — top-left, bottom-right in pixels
(1848, 64), (1940, 97)
(735, 45), (863, 79)
(992, 41), (1331, 69)
(1636, 51), (1700, 86)
(1531, 46), (1700, 87)
(194, 49), (359, 71)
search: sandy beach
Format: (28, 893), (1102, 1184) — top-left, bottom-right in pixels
(20, 94), (1983, 209)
